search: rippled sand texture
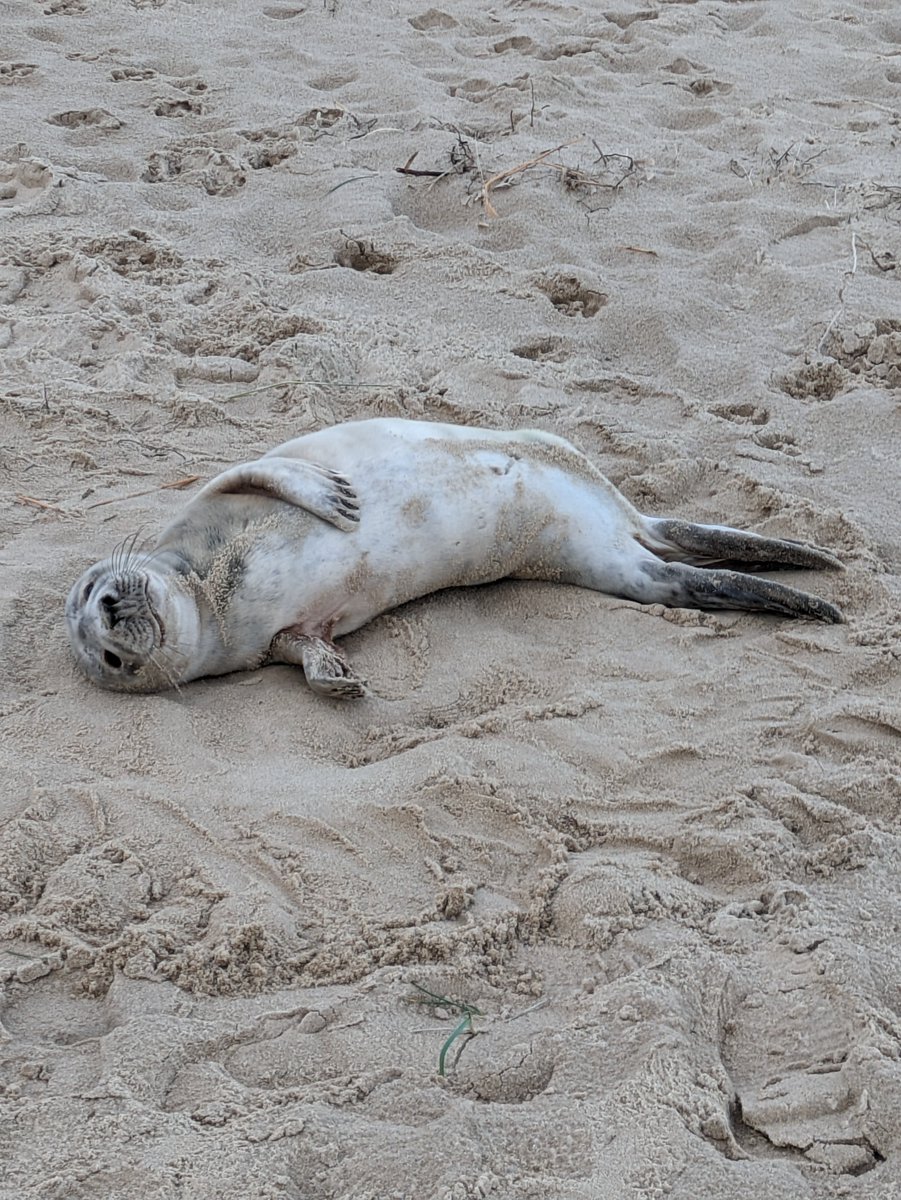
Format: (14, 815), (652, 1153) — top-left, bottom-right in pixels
(2, 1), (900, 1197)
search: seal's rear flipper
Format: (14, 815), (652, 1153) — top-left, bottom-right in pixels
(269, 629), (368, 698)
(633, 559), (844, 623)
(195, 457), (361, 532)
(640, 518), (843, 572)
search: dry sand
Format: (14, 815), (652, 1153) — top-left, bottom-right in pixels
(2, 1), (900, 1196)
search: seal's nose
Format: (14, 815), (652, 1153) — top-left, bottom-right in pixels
(99, 592), (120, 626)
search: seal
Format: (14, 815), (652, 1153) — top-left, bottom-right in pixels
(65, 418), (844, 698)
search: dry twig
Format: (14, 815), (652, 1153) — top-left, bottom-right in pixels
(15, 494), (71, 515)
(817, 231), (859, 355)
(86, 475), (201, 511)
(395, 151), (446, 179)
(475, 140), (579, 217)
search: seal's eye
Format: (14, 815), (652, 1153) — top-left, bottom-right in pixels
(82, 580), (95, 602)
(103, 650), (123, 669)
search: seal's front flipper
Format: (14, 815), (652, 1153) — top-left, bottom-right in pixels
(633, 559), (844, 623)
(269, 629), (368, 699)
(197, 457), (360, 532)
(641, 518), (843, 572)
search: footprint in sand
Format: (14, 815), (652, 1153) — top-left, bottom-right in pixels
(0, 62), (39, 83)
(262, 4), (305, 17)
(47, 108), (122, 129)
(711, 401), (770, 426)
(409, 9), (457, 31)
(142, 145), (246, 195)
(153, 97), (203, 118)
(109, 65), (156, 81)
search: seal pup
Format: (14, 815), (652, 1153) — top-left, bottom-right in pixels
(65, 418), (844, 698)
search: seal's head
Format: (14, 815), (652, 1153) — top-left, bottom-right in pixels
(65, 559), (200, 693)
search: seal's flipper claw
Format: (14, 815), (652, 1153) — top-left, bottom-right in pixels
(634, 560), (844, 623)
(309, 673), (368, 699)
(330, 495), (360, 524)
(269, 630), (368, 699)
(641, 518), (844, 572)
(194, 457), (361, 533)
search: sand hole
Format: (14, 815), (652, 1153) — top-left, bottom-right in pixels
(536, 273), (606, 318)
(334, 240), (398, 275)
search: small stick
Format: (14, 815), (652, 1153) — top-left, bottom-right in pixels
(348, 125), (403, 141)
(479, 140), (579, 218)
(816, 231), (861, 354)
(15, 494), (70, 514)
(817, 308), (843, 355)
(325, 173), (380, 196)
(506, 997), (550, 1022)
(470, 138), (489, 221)
(86, 475), (201, 511)
(858, 239), (896, 272)
(224, 379), (398, 403)
(395, 152), (445, 179)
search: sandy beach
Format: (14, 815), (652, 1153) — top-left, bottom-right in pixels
(1, 1), (900, 1196)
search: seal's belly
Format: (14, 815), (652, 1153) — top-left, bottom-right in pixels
(220, 420), (639, 652)
(239, 446), (569, 642)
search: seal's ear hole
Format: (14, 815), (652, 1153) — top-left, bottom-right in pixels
(82, 580), (95, 601)
(103, 650), (123, 669)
